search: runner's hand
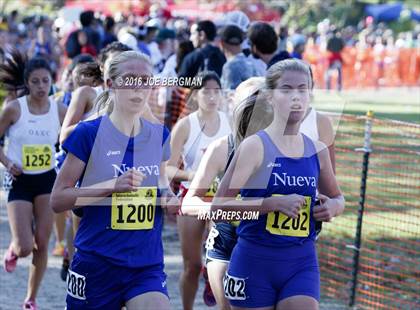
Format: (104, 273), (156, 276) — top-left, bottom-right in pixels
(313, 194), (334, 222)
(6, 160), (22, 179)
(114, 169), (145, 193)
(265, 194), (306, 219)
(161, 191), (181, 215)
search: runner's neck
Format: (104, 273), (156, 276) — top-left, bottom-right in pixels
(197, 109), (218, 123)
(27, 94), (49, 112)
(109, 109), (142, 137)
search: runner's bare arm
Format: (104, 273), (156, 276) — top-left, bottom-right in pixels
(59, 86), (94, 144)
(314, 140), (344, 221)
(181, 137), (228, 216)
(210, 136), (267, 215)
(158, 161), (180, 214)
(50, 153), (143, 212)
(0, 101), (20, 170)
(166, 117), (192, 182)
(317, 112), (336, 173)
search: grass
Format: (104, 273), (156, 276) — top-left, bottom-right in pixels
(313, 88), (420, 124)
(314, 88), (420, 309)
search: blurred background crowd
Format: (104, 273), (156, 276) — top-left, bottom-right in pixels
(0, 0), (419, 101)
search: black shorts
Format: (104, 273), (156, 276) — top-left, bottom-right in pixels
(5, 169), (57, 203)
(205, 222), (238, 264)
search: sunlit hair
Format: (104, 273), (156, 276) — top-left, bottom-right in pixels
(95, 51), (153, 113)
(0, 50), (52, 96)
(232, 77), (273, 147)
(265, 58), (312, 90)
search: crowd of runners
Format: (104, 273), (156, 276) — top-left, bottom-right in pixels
(0, 8), (346, 310)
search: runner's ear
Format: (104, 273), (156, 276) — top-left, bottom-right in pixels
(263, 89), (274, 107)
(106, 78), (112, 89)
(199, 30), (206, 42)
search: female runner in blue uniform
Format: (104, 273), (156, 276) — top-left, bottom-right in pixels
(181, 77), (272, 310)
(211, 59), (345, 310)
(50, 51), (179, 309)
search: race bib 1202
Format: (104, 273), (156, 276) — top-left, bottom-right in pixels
(266, 195), (311, 237)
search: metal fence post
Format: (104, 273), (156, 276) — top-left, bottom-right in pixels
(349, 110), (374, 307)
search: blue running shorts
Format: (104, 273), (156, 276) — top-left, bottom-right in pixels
(224, 239), (320, 308)
(66, 251), (168, 309)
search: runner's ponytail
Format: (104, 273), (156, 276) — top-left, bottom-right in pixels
(0, 49), (27, 94)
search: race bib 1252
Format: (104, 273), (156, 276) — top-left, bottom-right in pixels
(22, 144), (52, 171)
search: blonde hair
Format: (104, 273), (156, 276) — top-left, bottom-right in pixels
(232, 78), (273, 147)
(95, 51), (153, 113)
(265, 58), (312, 90)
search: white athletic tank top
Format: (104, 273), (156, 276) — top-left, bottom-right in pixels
(181, 111), (231, 188)
(300, 107), (319, 141)
(7, 96), (60, 174)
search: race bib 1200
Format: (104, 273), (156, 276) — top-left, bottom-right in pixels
(111, 187), (157, 230)
(67, 269), (86, 300)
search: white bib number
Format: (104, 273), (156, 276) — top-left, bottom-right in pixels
(223, 273), (246, 300)
(67, 269), (86, 300)
(205, 227), (220, 250)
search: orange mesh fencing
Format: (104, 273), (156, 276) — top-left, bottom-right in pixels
(317, 113), (420, 309)
(304, 46), (420, 89)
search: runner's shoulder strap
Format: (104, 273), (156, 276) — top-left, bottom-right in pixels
(224, 134), (235, 174)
